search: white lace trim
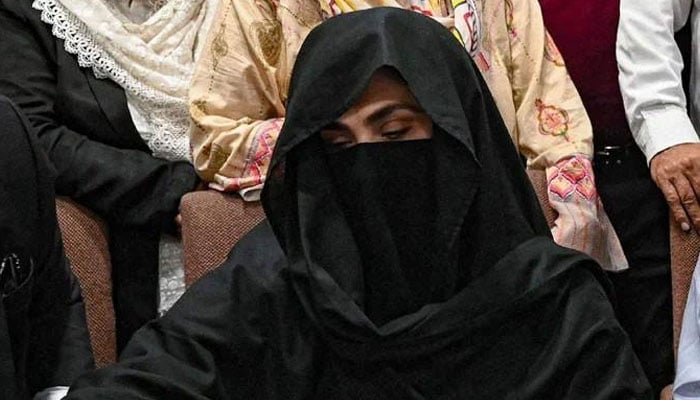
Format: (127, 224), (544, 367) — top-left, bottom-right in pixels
(32, 0), (193, 161)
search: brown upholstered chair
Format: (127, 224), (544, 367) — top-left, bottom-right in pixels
(670, 222), (700, 353)
(180, 191), (265, 287)
(55, 191), (266, 366)
(526, 169), (556, 228)
(660, 215), (700, 400)
(55, 198), (117, 367)
(638, 210), (700, 400)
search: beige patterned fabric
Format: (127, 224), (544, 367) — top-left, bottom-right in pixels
(56, 198), (116, 367)
(188, 0), (319, 199)
(189, 0), (592, 192)
(319, 0), (593, 167)
(188, 0), (627, 270)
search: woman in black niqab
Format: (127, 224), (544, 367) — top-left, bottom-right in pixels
(66, 8), (652, 400)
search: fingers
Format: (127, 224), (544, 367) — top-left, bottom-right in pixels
(650, 144), (700, 232)
(659, 174), (697, 231)
(687, 168), (700, 227)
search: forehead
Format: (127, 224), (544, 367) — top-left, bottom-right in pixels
(339, 68), (420, 118)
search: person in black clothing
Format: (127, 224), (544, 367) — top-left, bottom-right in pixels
(65, 9), (651, 399)
(0, 95), (94, 399)
(0, 0), (201, 349)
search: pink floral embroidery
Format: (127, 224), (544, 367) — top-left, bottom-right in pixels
(409, 5), (434, 16)
(327, 0), (341, 17)
(505, 0), (516, 37)
(453, 0), (490, 71)
(547, 156), (597, 201)
(210, 118), (281, 192)
(544, 32), (565, 67)
(241, 118), (280, 185)
(454, 0), (480, 55)
(474, 52), (491, 72)
(255, 0), (278, 12)
(535, 99), (570, 141)
(548, 175), (576, 199)
(560, 158), (586, 182)
(576, 176), (596, 200)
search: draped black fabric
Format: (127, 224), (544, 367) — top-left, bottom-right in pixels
(261, 3), (554, 365)
(0, 96), (94, 399)
(0, 0), (201, 349)
(67, 8), (651, 399)
(328, 139), (445, 325)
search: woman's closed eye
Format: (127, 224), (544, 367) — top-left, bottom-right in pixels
(381, 127), (411, 140)
(328, 139), (354, 150)
(320, 130), (354, 151)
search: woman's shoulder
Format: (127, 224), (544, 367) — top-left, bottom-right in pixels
(176, 220), (287, 316)
(189, 220), (287, 294)
(224, 220), (286, 273)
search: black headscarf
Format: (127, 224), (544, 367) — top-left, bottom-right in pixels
(262, 6), (549, 335)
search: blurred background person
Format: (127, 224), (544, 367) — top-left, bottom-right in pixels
(188, 0), (628, 272)
(0, 0), (216, 350)
(0, 95), (94, 400)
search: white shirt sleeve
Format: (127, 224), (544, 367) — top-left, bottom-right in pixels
(617, 0), (700, 164)
(33, 386), (69, 400)
(675, 255), (700, 399)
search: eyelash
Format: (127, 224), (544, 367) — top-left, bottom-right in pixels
(333, 140), (352, 148)
(321, 125), (412, 151)
(382, 128), (410, 139)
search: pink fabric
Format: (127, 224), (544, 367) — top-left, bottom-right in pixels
(546, 156), (628, 271)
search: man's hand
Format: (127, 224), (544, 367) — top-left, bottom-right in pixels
(650, 143), (700, 231)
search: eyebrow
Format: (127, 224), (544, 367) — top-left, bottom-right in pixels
(322, 103), (425, 132)
(366, 103), (425, 125)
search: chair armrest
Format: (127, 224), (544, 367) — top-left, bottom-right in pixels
(670, 220), (700, 356)
(526, 169), (557, 229)
(180, 191), (265, 287)
(56, 197), (116, 366)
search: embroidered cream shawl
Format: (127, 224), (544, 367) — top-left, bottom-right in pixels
(33, 0), (219, 161)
